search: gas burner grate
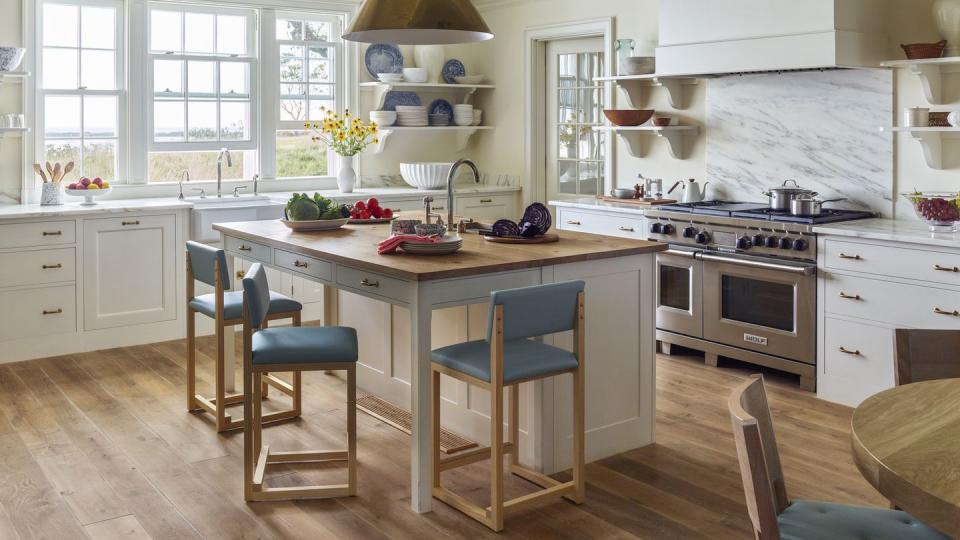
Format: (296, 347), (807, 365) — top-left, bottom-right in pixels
(732, 208), (878, 224)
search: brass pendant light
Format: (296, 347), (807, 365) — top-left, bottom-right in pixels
(343, 0), (494, 44)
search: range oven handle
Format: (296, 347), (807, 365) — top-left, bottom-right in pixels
(663, 249), (699, 259)
(700, 253), (816, 276)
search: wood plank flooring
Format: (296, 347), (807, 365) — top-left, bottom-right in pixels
(0, 338), (886, 539)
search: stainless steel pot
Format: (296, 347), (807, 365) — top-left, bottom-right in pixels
(789, 195), (846, 216)
(761, 179), (818, 211)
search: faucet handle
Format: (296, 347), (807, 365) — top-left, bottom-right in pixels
(233, 185), (248, 197)
(191, 188), (206, 199)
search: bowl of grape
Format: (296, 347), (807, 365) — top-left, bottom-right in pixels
(903, 192), (960, 232)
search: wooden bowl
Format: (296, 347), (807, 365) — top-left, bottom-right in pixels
(603, 109), (654, 127)
(653, 117), (672, 127)
(901, 40), (947, 60)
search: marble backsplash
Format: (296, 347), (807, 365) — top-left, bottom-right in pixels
(705, 69), (894, 216)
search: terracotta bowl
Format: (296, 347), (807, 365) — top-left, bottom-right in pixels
(603, 109), (654, 127)
(653, 117), (672, 127)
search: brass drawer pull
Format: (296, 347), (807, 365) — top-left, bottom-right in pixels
(42, 231), (63, 236)
(42, 309), (63, 315)
(838, 253), (861, 260)
(934, 307), (960, 317)
(433, 206), (445, 211)
(934, 264), (960, 273)
(619, 226), (635, 232)
(294, 260), (309, 268)
(361, 278), (379, 288)
(42, 264), (63, 270)
(238, 245), (253, 252)
(122, 220), (140, 226)
(480, 198), (493, 203)
(839, 346), (861, 356)
(236, 270), (246, 279)
(567, 220), (582, 226)
(838, 292), (861, 300)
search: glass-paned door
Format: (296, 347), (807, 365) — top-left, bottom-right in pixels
(546, 38), (605, 201)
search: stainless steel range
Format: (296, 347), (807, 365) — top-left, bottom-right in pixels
(647, 201), (875, 391)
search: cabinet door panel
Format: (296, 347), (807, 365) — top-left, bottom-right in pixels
(84, 215), (177, 330)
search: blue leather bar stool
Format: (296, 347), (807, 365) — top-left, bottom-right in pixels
(729, 376), (948, 540)
(241, 263), (358, 501)
(430, 281), (586, 532)
(185, 241), (303, 432)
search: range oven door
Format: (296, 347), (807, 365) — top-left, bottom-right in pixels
(701, 252), (816, 364)
(657, 248), (703, 339)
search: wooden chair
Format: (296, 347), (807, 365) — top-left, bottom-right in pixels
(894, 329), (960, 385)
(186, 241), (303, 432)
(728, 376), (947, 540)
(241, 263), (358, 501)
(431, 281), (586, 532)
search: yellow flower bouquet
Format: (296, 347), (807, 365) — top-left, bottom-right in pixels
(305, 107), (379, 157)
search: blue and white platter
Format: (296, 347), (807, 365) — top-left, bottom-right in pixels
(442, 59), (466, 84)
(428, 99), (453, 120)
(382, 91), (422, 111)
(365, 44), (403, 79)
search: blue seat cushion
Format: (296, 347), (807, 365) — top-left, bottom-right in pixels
(252, 327), (358, 366)
(189, 291), (302, 321)
(431, 339), (578, 383)
(779, 500), (949, 540)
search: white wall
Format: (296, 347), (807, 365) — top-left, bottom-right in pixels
(0, 0), (24, 204)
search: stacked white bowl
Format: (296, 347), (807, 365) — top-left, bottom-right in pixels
(396, 105), (428, 127)
(454, 104), (474, 127)
(402, 67), (429, 83)
(369, 110), (397, 127)
(472, 109), (483, 126)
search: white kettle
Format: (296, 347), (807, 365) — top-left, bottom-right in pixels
(681, 179), (709, 203)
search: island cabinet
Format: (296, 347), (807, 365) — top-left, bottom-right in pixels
(556, 205), (647, 240)
(0, 209), (188, 363)
(816, 233), (960, 407)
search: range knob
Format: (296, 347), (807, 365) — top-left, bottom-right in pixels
(779, 237), (795, 250)
(737, 236), (753, 250)
(682, 226), (697, 239)
(694, 231), (711, 245)
(650, 223), (663, 234)
(752, 234), (765, 246)
(765, 236), (781, 248)
(793, 238), (809, 251)
(661, 224), (676, 235)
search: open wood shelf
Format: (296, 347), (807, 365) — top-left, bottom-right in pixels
(594, 125), (699, 159)
(360, 82), (495, 110)
(374, 126), (494, 154)
(593, 74), (700, 110)
(880, 126), (960, 169)
(880, 57), (960, 105)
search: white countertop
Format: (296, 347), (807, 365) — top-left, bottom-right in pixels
(0, 185), (521, 221)
(549, 197), (648, 216)
(813, 218), (960, 250)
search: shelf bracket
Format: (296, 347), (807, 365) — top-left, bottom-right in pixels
(910, 130), (943, 169)
(911, 64), (943, 105)
(616, 78), (697, 110)
(614, 132), (647, 158)
(372, 84), (396, 111)
(460, 87), (478, 105)
(372, 129), (394, 154)
(455, 128), (479, 151)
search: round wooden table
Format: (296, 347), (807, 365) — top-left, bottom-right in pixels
(851, 379), (960, 537)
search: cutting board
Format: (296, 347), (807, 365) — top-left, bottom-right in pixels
(595, 196), (677, 206)
(483, 234), (560, 244)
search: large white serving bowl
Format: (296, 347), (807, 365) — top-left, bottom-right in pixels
(400, 163), (453, 190)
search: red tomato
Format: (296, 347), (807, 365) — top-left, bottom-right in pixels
(354, 200), (366, 211)
(358, 210), (371, 220)
(381, 208), (393, 219)
(371, 206), (383, 219)
(366, 197), (379, 209)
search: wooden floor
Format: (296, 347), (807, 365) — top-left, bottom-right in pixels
(0, 337), (886, 539)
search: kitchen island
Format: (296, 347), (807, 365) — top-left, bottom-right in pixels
(214, 218), (666, 513)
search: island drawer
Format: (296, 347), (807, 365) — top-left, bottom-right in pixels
(274, 249), (332, 282)
(821, 317), (894, 389)
(337, 266), (410, 303)
(0, 248), (76, 288)
(0, 285), (76, 342)
(823, 239), (960, 286)
(558, 208), (646, 240)
(0, 221), (76, 249)
(224, 236), (272, 264)
(825, 272), (960, 329)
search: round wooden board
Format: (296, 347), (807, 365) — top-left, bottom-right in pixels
(482, 233), (559, 244)
(348, 217), (398, 224)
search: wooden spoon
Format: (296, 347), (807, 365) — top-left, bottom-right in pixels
(52, 163), (62, 183)
(33, 164), (48, 184)
(45, 162), (54, 181)
(61, 162), (74, 183)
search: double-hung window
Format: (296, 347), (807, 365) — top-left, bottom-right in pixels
(39, 0), (124, 184)
(147, 4), (258, 182)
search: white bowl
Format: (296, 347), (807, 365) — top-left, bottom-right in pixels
(66, 187), (112, 206)
(370, 111), (397, 126)
(454, 75), (485, 85)
(400, 163), (453, 190)
(402, 67), (429, 83)
(0, 47), (25, 72)
(378, 73), (404, 83)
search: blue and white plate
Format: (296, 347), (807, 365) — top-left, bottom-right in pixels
(428, 99), (453, 120)
(365, 44), (403, 79)
(442, 59), (466, 84)
(383, 91), (422, 111)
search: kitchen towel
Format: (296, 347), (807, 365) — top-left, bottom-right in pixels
(378, 234), (441, 254)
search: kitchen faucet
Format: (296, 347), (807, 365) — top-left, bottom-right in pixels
(217, 148), (232, 198)
(178, 170), (190, 200)
(445, 158), (481, 231)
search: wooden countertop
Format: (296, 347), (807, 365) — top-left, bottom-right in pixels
(213, 218), (666, 281)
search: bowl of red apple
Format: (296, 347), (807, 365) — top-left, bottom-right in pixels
(903, 191), (960, 232)
(66, 176), (112, 206)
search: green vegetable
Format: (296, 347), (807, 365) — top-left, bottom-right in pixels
(286, 193), (320, 221)
(313, 193), (332, 213)
(320, 205), (344, 220)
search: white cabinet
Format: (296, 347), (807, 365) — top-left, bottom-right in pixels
(556, 206), (647, 240)
(455, 193), (518, 221)
(83, 214), (178, 330)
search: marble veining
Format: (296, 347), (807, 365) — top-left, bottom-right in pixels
(814, 218), (960, 250)
(706, 70), (894, 217)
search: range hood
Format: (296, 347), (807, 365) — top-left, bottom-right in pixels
(655, 0), (889, 77)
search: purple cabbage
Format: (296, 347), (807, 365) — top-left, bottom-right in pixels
(519, 222), (543, 238)
(492, 219), (521, 237)
(521, 203), (552, 234)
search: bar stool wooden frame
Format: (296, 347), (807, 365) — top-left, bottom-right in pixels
(186, 251), (302, 432)
(241, 300), (358, 501)
(431, 291), (586, 532)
